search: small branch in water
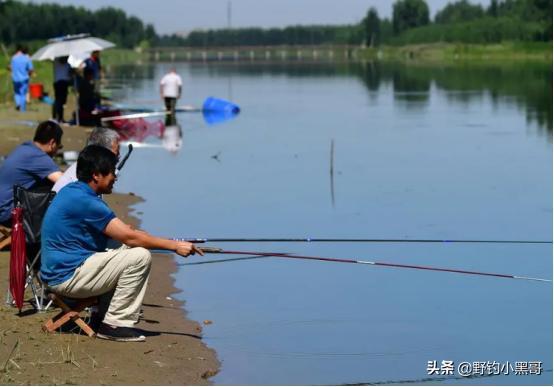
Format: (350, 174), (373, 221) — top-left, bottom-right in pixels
(330, 139), (335, 207)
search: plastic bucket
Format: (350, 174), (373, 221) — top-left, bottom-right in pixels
(202, 97), (240, 114)
(29, 83), (44, 99)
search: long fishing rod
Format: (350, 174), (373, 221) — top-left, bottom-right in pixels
(101, 111), (172, 122)
(177, 237), (552, 245)
(101, 107), (207, 122)
(192, 247), (551, 283)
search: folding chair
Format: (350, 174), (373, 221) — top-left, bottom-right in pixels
(42, 294), (97, 337)
(5, 185), (55, 311)
(0, 225), (10, 250)
(5, 185), (98, 336)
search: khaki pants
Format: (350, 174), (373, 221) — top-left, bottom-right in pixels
(50, 245), (152, 327)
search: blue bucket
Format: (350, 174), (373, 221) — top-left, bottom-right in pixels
(202, 97), (240, 125)
(202, 97), (240, 114)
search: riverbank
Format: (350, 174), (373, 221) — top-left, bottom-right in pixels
(364, 41), (553, 62)
(0, 104), (219, 384)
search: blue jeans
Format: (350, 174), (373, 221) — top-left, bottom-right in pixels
(13, 80), (29, 111)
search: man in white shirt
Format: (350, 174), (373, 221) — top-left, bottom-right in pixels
(159, 68), (182, 113)
(53, 127), (120, 193)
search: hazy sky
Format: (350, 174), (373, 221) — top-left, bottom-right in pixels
(29, 0), (491, 35)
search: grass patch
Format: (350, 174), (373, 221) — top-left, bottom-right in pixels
(359, 42), (552, 62)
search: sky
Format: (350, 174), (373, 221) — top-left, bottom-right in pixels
(29, 0), (492, 35)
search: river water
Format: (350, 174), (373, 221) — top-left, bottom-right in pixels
(110, 60), (552, 385)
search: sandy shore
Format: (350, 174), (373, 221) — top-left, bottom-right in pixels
(0, 102), (219, 385)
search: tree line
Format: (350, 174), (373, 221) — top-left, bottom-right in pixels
(0, 0), (156, 50)
(170, 0), (552, 47)
(372, 0), (552, 45)
(0, 0), (551, 50)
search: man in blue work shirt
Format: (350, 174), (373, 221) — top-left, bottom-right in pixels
(0, 121), (63, 227)
(83, 50), (102, 81)
(78, 51), (102, 119)
(9, 45), (34, 112)
(41, 145), (203, 342)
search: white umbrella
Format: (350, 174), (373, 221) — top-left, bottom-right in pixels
(31, 34), (115, 126)
(31, 34), (115, 61)
(67, 51), (90, 69)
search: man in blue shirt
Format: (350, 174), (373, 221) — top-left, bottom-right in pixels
(41, 145), (203, 342)
(9, 45), (34, 112)
(83, 50), (101, 81)
(0, 121), (63, 227)
(78, 51), (102, 120)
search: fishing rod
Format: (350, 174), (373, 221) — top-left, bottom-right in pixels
(116, 143), (133, 171)
(193, 247), (551, 283)
(100, 106), (210, 122)
(177, 237), (552, 245)
(104, 97), (240, 122)
(101, 111), (172, 122)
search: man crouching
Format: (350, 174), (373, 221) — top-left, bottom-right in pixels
(40, 145), (202, 342)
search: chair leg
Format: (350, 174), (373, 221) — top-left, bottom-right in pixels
(0, 235), (11, 250)
(0, 226), (11, 250)
(5, 290), (14, 306)
(26, 272), (52, 312)
(42, 294), (97, 337)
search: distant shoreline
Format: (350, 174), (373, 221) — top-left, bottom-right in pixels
(102, 42), (553, 63)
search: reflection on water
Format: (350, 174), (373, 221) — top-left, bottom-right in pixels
(117, 113), (184, 154)
(148, 60), (549, 133)
(359, 61), (552, 133)
(112, 59), (552, 385)
(163, 114), (183, 153)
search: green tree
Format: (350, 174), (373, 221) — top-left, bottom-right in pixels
(435, 0), (485, 24)
(363, 7), (380, 46)
(487, 0), (499, 17)
(392, 0), (430, 35)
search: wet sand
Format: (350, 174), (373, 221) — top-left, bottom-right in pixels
(0, 102), (219, 384)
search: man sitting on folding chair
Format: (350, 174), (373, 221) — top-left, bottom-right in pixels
(0, 121), (63, 250)
(0, 121), (63, 229)
(40, 145), (203, 342)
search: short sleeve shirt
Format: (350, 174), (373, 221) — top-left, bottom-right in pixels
(83, 57), (101, 80)
(11, 53), (33, 83)
(40, 181), (116, 286)
(0, 141), (59, 222)
(52, 162), (77, 193)
(160, 72), (182, 98)
(54, 60), (72, 82)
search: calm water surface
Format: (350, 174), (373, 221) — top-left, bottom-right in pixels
(110, 60), (552, 385)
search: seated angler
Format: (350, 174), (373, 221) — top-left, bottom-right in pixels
(53, 127), (120, 193)
(40, 145), (203, 342)
(0, 120), (63, 228)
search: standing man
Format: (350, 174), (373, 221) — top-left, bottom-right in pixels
(0, 120), (63, 227)
(159, 67), (182, 114)
(78, 51), (102, 121)
(52, 56), (72, 122)
(9, 45), (34, 112)
(83, 50), (102, 81)
(41, 145), (203, 342)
